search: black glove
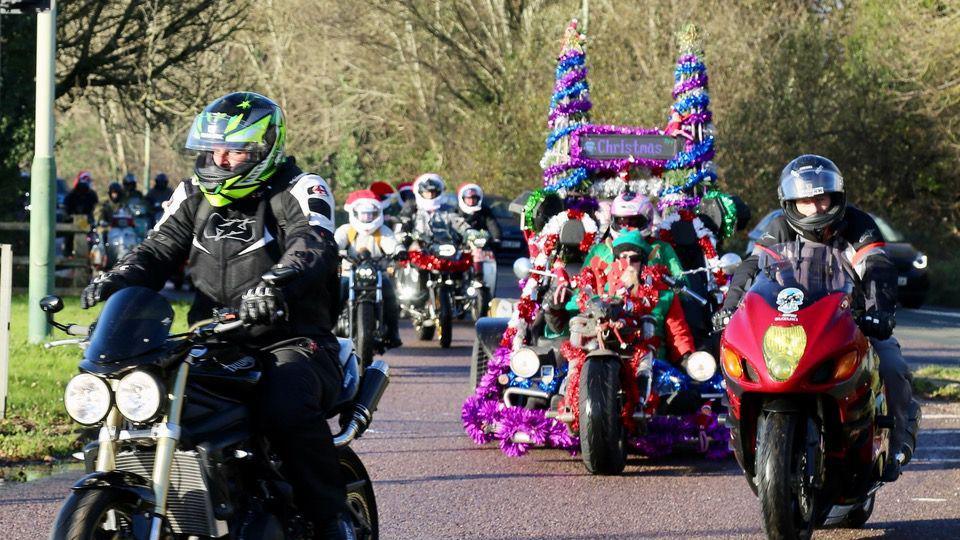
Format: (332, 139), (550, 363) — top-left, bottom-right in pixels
(858, 309), (895, 340)
(711, 308), (735, 333)
(239, 283), (287, 325)
(81, 273), (126, 309)
(394, 249), (409, 262)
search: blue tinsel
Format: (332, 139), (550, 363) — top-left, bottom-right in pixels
(544, 167), (589, 192)
(538, 365), (568, 394)
(551, 81), (590, 108)
(659, 168), (718, 196)
(672, 92), (711, 116)
(545, 125), (579, 151)
(674, 61), (706, 81)
(507, 373), (533, 389)
(555, 55), (585, 79)
(666, 136), (714, 170)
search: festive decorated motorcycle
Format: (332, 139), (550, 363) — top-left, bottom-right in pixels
(396, 224), (472, 348)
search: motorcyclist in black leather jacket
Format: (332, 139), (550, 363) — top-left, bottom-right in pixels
(715, 154), (920, 481)
(80, 92), (355, 539)
(455, 183), (501, 249)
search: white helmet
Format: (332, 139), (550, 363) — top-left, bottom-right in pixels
(413, 173), (446, 212)
(610, 191), (656, 238)
(457, 183), (483, 215)
(344, 189), (383, 234)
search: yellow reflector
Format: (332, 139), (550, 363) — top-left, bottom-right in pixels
(762, 325), (807, 382)
(832, 350), (861, 381)
(721, 346), (743, 379)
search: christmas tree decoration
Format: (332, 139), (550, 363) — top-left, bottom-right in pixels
(541, 19), (593, 194)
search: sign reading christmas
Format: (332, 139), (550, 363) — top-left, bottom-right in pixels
(576, 132), (679, 161)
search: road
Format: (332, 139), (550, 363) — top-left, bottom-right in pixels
(1, 273), (958, 539)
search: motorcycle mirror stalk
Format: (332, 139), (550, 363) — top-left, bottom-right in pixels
(39, 295), (90, 336)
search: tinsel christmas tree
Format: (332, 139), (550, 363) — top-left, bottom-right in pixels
(541, 19), (592, 194)
(659, 24), (718, 210)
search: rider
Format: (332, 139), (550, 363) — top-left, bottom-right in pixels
(79, 92), (354, 539)
(456, 183), (501, 248)
(146, 172), (174, 207)
(96, 181), (128, 225)
(122, 172), (144, 200)
(715, 154), (919, 482)
(369, 180), (401, 229)
(400, 172), (470, 241)
(335, 189), (405, 349)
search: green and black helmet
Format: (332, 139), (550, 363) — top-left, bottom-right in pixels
(185, 92), (286, 207)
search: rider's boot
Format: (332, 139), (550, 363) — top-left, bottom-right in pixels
(314, 513), (357, 540)
(882, 399), (921, 482)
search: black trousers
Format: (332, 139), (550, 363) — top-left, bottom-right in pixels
(256, 340), (346, 522)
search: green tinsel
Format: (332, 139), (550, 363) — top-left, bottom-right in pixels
(702, 190), (738, 239)
(523, 188), (548, 231)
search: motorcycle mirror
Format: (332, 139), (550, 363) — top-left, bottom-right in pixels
(513, 257), (532, 280)
(261, 266), (300, 286)
(719, 252), (743, 275)
(40, 295), (64, 314)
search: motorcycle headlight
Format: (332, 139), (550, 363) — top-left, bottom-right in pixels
(509, 348), (541, 379)
(684, 351), (717, 382)
(473, 237), (487, 248)
(913, 252), (927, 270)
(64, 373), (112, 425)
(762, 325), (807, 382)
(115, 370), (164, 423)
(356, 267), (376, 280)
(437, 244), (457, 257)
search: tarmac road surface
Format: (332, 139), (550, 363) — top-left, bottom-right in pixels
(1, 273), (958, 539)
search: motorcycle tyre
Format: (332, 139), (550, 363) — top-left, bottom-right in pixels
(471, 286), (492, 321)
(439, 287), (453, 349)
(414, 319), (434, 341)
(339, 446), (379, 540)
(757, 412), (816, 540)
(356, 302), (376, 368)
(49, 488), (150, 540)
(468, 337), (489, 390)
(578, 358), (627, 475)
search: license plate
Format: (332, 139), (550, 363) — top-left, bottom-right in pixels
(502, 240), (521, 249)
(898, 276), (908, 286)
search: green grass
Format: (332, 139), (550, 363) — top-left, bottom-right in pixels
(912, 365), (960, 402)
(0, 295), (190, 463)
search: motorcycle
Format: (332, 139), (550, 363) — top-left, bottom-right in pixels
(720, 241), (912, 538)
(396, 224), (472, 348)
(44, 267), (388, 539)
(89, 209), (142, 277)
(460, 229), (497, 321)
(337, 251), (389, 368)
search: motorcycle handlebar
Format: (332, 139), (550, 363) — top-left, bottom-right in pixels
(663, 275), (709, 306)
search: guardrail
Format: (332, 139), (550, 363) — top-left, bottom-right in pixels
(0, 219), (93, 288)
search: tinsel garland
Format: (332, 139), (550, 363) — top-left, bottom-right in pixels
(658, 211), (726, 287)
(548, 99), (592, 122)
(660, 167), (718, 196)
(590, 177), (664, 198)
(554, 67), (587, 92)
(702, 190), (739, 239)
(672, 92), (711, 116)
(404, 250), (474, 273)
(521, 188), (548, 231)
(665, 136), (715, 170)
(672, 74), (709, 98)
(566, 125), (670, 175)
(630, 410), (730, 460)
(543, 166), (590, 193)
(563, 195), (599, 214)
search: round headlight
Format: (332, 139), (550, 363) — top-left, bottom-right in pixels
(116, 371), (163, 423)
(684, 351), (717, 382)
(762, 325), (807, 382)
(64, 373), (112, 425)
(438, 244), (457, 257)
(509, 348), (541, 379)
(474, 237), (487, 248)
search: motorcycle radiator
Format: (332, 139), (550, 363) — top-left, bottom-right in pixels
(115, 450), (225, 537)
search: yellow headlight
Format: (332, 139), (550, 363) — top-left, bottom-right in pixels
(762, 325), (807, 382)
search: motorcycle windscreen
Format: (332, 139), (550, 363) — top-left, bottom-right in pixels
(83, 286), (174, 364)
(749, 242), (854, 309)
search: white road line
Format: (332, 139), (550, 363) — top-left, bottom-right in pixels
(913, 498), (948, 503)
(918, 446), (960, 451)
(910, 308), (960, 320)
(923, 415), (960, 420)
(913, 458), (960, 464)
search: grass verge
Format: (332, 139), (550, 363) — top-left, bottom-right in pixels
(912, 365), (960, 402)
(0, 295), (190, 463)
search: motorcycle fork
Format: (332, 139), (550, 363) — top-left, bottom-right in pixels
(149, 362), (190, 539)
(96, 405), (122, 472)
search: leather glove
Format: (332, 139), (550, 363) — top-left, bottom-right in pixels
(239, 283), (287, 325)
(858, 309), (895, 340)
(711, 308), (735, 333)
(81, 273), (126, 309)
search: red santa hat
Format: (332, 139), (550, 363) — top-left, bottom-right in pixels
(368, 181), (396, 201)
(344, 189), (381, 210)
(396, 181), (413, 194)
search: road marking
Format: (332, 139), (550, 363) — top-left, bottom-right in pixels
(913, 458), (960, 464)
(921, 429), (960, 434)
(910, 308), (960, 320)
(919, 446), (960, 451)
(913, 498), (948, 503)
(923, 414), (960, 420)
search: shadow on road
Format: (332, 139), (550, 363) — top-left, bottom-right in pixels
(854, 518), (960, 538)
(376, 471), (581, 486)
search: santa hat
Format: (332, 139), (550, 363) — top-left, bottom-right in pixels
(397, 182), (413, 193)
(369, 181), (396, 201)
(344, 189), (381, 210)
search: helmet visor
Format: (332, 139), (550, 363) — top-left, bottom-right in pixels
(353, 203), (381, 224)
(462, 189), (481, 207)
(194, 152), (258, 192)
(780, 167), (844, 201)
(185, 110), (274, 154)
(613, 215), (649, 231)
(418, 178), (443, 199)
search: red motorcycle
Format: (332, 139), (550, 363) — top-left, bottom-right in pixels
(721, 242), (895, 539)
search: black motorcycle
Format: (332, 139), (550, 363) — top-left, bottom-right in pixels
(338, 251), (388, 368)
(45, 268), (388, 539)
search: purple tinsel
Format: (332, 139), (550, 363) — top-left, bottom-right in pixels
(563, 195), (599, 214)
(554, 67), (588, 92)
(548, 99), (592, 122)
(683, 112), (713, 125)
(658, 196), (702, 210)
(461, 396), (501, 444)
(677, 53), (699, 64)
(672, 74), (708, 98)
(494, 406), (578, 457)
(630, 412), (731, 460)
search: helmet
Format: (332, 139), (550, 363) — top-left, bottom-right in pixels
(154, 173), (169, 188)
(369, 181), (396, 204)
(457, 183), (483, 214)
(345, 189), (383, 234)
(108, 182), (123, 202)
(610, 191), (656, 238)
(778, 154), (846, 241)
(397, 182), (414, 203)
(413, 173), (445, 212)
(74, 171), (92, 189)
(185, 92), (286, 207)
(122, 173), (137, 189)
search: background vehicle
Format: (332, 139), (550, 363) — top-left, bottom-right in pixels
(486, 195), (525, 261)
(43, 268), (387, 540)
(88, 208), (141, 277)
(461, 229), (497, 320)
(746, 209), (929, 308)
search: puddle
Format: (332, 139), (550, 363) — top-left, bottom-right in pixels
(0, 461), (84, 486)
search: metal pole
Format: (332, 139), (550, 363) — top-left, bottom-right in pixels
(28, 1), (57, 343)
(0, 244), (12, 418)
(142, 120), (151, 194)
(581, 0), (589, 35)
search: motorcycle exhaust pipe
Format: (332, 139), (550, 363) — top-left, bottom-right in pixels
(334, 360), (390, 447)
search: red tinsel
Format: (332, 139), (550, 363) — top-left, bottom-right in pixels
(405, 250), (474, 273)
(516, 296), (538, 323)
(579, 232), (596, 253)
(499, 326), (519, 348)
(698, 236), (728, 286)
(559, 341), (587, 431)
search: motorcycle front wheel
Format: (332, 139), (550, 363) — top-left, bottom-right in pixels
(756, 412), (819, 540)
(339, 446), (379, 540)
(355, 301), (376, 368)
(49, 489), (144, 540)
(438, 286), (453, 349)
(578, 357), (627, 475)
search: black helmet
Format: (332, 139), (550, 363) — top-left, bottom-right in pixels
(122, 173), (137, 188)
(154, 173), (169, 188)
(778, 154), (846, 241)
